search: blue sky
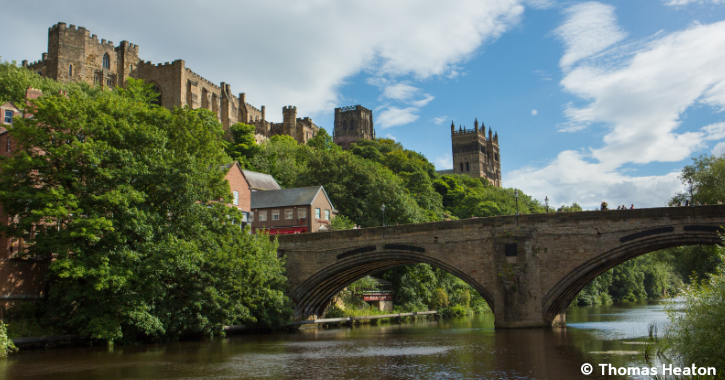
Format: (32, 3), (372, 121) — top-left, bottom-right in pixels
(3, 0), (725, 209)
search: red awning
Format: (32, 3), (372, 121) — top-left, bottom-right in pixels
(267, 227), (308, 235)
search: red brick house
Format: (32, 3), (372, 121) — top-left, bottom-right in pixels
(222, 162), (252, 228)
(251, 186), (336, 234)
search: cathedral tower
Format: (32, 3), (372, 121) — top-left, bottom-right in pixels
(333, 105), (375, 149)
(450, 118), (501, 187)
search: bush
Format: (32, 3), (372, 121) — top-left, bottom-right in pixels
(0, 321), (18, 358)
(667, 250), (725, 371)
(439, 305), (472, 317)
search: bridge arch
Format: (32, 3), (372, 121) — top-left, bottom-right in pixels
(290, 250), (495, 318)
(542, 231), (723, 323)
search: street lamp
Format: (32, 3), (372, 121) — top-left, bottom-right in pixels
(514, 189), (519, 226)
(688, 178), (693, 206)
(381, 204), (386, 227)
(545, 196), (549, 213)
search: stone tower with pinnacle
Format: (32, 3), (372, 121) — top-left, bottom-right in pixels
(333, 105), (375, 149)
(450, 118), (501, 187)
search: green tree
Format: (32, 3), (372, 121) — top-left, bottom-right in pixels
(0, 60), (98, 105)
(0, 80), (292, 344)
(224, 122), (261, 168)
(672, 153), (725, 205)
(306, 128), (340, 152)
(667, 250), (725, 371)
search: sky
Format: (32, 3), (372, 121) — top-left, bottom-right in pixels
(3, 0), (725, 209)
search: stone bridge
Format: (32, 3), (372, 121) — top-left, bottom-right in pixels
(276, 205), (724, 328)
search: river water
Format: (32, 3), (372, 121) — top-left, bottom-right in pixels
(0, 300), (679, 380)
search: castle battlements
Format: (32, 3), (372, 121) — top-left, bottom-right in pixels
(185, 68), (222, 91)
(25, 22), (319, 145)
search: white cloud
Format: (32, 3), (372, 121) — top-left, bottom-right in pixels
(376, 82), (434, 116)
(506, 151), (683, 208)
(432, 116), (449, 125)
(714, 141), (725, 156)
(531, 109), (538, 116)
(384, 133), (397, 141)
(410, 94), (435, 107)
(554, 2), (627, 71)
(2, 0), (525, 122)
(382, 83), (419, 101)
(510, 9), (725, 208)
(377, 107), (420, 129)
(664, 0), (725, 6)
(435, 153), (453, 170)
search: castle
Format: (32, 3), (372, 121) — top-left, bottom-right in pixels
(445, 119), (501, 187)
(22, 22), (319, 144)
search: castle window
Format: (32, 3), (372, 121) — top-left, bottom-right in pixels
(130, 64), (133, 71)
(94, 73), (101, 85)
(466, 162), (470, 172)
(460, 163), (463, 172)
(102, 53), (110, 69)
(68, 64), (73, 76)
(106, 76), (115, 88)
(4, 110), (13, 124)
(151, 84), (162, 106)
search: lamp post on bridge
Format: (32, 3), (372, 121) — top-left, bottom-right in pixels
(545, 196), (549, 213)
(688, 178), (694, 206)
(381, 204), (386, 227)
(514, 189), (519, 226)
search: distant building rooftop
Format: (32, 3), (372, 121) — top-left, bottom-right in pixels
(242, 170), (281, 191)
(251, 186), (335, 210)
(436, 169), (455, 175)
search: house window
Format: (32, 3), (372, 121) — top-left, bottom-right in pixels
(103, 53), (110, 69)
(285, 209), (293, 219)
(325, 209), (330, 220)
(4, 110), (12, 124)
(232, 191), (239, 205)
(272, 210), (280, 220)
(298, 209), (306, 219)
(250, 212), (254, 222)
(259, 211), (267, 221)
(68, 64), (73, 76)
(315, 208), (321, 219)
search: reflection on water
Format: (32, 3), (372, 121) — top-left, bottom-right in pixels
(0, 300), (676, 380)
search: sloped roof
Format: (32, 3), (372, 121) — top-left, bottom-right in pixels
(242, 170), (281, 191)
(251, 186), (335, 209)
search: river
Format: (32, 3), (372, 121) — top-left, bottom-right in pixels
(0, 300), (679, 380)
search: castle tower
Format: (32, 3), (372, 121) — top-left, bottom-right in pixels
(333, 105), (375, 149)
(29, 23), (140, 89)
(450, 118), (501, 187)
(283, 106), (297, 138)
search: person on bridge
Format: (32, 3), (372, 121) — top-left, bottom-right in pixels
(630, 204), (634, 209)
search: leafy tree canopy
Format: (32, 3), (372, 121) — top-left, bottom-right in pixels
(0, 79), (292, 344)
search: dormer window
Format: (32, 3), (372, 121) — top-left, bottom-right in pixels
(4, 110), (12, 124)
(102, 53), (110, 69)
